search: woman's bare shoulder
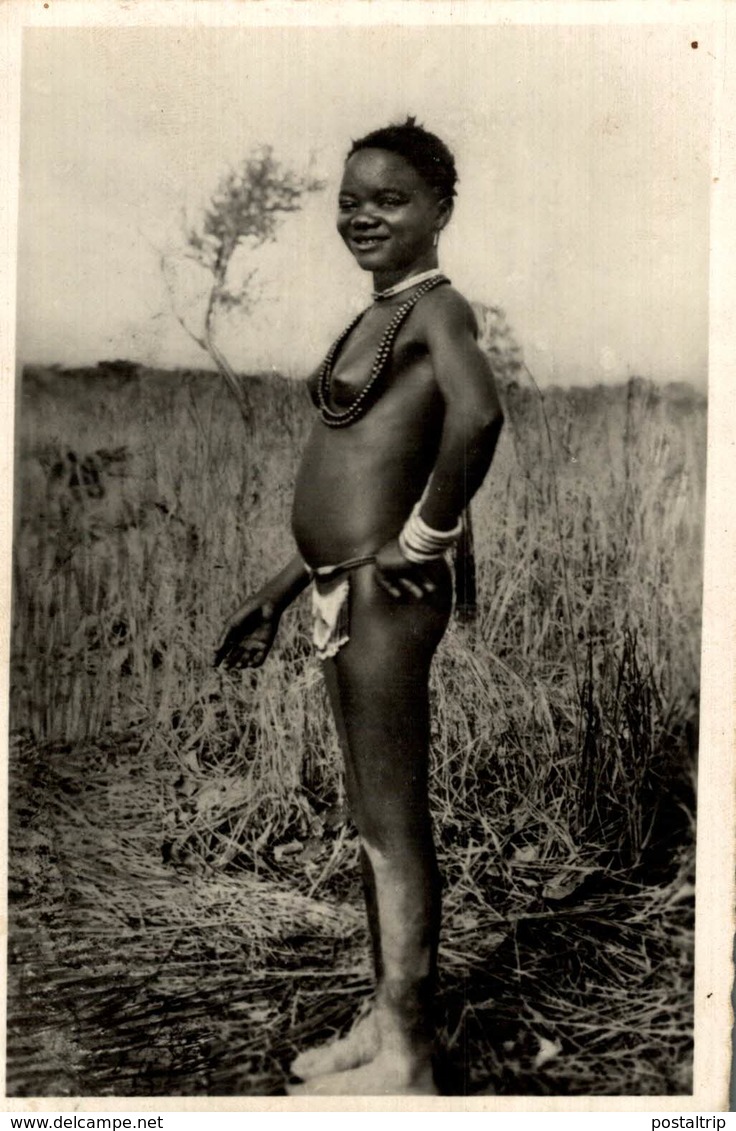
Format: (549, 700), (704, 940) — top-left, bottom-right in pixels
(417, 284), (479, 339)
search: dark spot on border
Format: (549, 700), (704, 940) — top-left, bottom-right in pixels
(691, 41), (698, 49)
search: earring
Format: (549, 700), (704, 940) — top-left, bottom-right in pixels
(433, 230), (440, 248)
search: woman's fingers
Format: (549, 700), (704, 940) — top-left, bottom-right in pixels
(214, 632), (237, 667)
(375, 539), (439, 599)
(246, 643), (267, 667)
(225, 647), (264, 670)
(375, 570), (403, 599)
(215, 632), (269, 670)
(215, 617), (251, 665)
(398, 576), (425, 600)
(377, 567), (436, 600)
(215, 600), (276, 668)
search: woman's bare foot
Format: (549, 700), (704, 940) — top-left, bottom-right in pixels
(287, 1050), (437, 1096)
(291, 1011), (380, 1081)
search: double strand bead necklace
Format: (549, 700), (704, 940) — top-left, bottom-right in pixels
(317, 273), (450, 429)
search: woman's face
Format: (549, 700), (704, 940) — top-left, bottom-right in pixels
(337, 148), (451, 280)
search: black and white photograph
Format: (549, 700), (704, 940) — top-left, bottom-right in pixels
(3, 2), (731, 1108)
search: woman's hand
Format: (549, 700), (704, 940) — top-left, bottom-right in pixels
(374, 538), (438, 601)
(214, 554), (311, 669)
(214, 597), (280, 670)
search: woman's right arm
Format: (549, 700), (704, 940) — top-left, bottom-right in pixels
(214, 554), (311, 669)
(261, 553), (312, 611)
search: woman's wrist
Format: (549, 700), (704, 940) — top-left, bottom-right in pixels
(398, 503), (462, 564)
(258, 563), (302, 613)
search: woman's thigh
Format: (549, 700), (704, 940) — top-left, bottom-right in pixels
(324, 561), (452, 847)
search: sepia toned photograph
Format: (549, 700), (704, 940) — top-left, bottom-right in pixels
(5, 8), (719, 1103)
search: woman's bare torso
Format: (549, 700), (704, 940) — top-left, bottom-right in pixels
(292, 300), (445, 567)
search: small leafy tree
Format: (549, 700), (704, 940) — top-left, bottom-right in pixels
(163, 146), (323, 424)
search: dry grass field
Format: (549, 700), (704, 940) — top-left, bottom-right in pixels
(8, 363), (705, 1096)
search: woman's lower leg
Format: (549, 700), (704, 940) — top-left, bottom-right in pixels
(360, 824), (440, 1077)
(359, 843), (384, 982)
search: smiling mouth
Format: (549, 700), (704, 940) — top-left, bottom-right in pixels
(350, 235), (387, 251)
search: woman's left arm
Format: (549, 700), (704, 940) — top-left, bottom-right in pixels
(418, 290), (504, 530)
(374, 291), (503, 600)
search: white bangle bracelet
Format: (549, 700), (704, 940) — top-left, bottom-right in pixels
(399, 503), (462, 563)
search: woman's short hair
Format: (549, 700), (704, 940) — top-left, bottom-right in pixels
(347, 117), (458, 200)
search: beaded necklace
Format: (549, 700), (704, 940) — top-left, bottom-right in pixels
(317, 274), (450, 429)
(372, 267), (445, 302)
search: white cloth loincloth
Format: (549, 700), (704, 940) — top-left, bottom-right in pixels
(309, 554), (376, 661)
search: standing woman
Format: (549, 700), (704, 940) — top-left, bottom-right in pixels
(216, 119), (504, 1095)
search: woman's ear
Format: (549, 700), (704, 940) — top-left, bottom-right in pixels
(436, 196), (454, 234)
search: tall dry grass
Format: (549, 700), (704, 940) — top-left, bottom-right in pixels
(8, 364), (704, 1095)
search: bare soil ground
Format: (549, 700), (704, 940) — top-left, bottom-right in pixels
(8, 725), (694, 1097)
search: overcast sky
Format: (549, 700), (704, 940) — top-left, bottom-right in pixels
(17, 20), (712, 386)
